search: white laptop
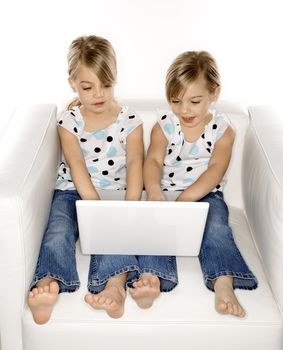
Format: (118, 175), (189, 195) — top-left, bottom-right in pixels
(76, 190), (209, 256)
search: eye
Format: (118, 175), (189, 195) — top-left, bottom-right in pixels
(82, 87), (91, 91)
(191, 101), (201, 104)
(171, 100), (180, 104)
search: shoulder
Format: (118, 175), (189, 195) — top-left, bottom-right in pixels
(118, 106), (143, 140)
(209, 111), (233, 141)
(58, 106), (81, 125)
(57, 107), (82, 136)
(118, 106), (143, 126)
(156, 110), (179, 139)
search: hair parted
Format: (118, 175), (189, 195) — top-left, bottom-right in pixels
(165, 51), (220, 102)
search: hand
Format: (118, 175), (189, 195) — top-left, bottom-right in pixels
(146, 191), (166, 201)
(176, 192), (194, 202)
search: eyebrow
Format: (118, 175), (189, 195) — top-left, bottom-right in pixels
(174, 95), (203, 100)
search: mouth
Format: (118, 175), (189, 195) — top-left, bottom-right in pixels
(181, 116), (196, 124)
(93, 101), (105, 107)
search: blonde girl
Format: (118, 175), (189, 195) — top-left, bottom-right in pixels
(144, 51), (257, 317)
(28, 35), (178, 323)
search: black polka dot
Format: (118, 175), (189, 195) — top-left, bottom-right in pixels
(120, 128), (124, 132)
(63, 168), (67, 174)
(70, 112), (76, 117)
(168, 149), (172, 155)
(107, 136), (113, 142)
(171, 143), (175, 146)
(163, 188), (168, 191)
(58, 120), (63, 125)
(213, 124), (217, 129)
(207, 141), (212, 146)
(169, 172), (174, 178)
(102, 170), (108, 175)
(206, 148), (211, 153)
(80, 138), (87, 142)
(114, 178), (120, 181)
(201, 133), (205, 139)
(161, 115), (167, 120)
(73, 127), (78, 133)
(170, 183), (176, 186)
(186, 166), (193, 172)
(176, 156), (181, 161)
(93, 159), (99, 162)
(129, 115), (135, 119)
(108, 160), (114, 166)
(216, 184), (221, 189)
(94, 147), (101, 153)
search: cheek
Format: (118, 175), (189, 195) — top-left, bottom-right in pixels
(171, 104), (180, 114)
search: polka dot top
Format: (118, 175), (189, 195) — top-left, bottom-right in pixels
(158, 110), (231, 192)
(55, 105), (143, 191)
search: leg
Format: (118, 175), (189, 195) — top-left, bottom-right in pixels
(129, 255), (178, 309)
(199, 192), (257, 317)
(28, 190), (81, 324)
(86, 254), (139, 318)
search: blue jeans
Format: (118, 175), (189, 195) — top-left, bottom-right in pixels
(30, 190), (178, 294)
(198, 191), (258, 291)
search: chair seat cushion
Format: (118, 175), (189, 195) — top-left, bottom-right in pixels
(22, 207), (283, 350)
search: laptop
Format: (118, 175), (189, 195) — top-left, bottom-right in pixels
(76, 190), (209, 256)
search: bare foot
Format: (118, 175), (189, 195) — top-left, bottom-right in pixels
(28, 279), (59, 324)
(85, 276), (127, 318)
(214, 276), (246, 318)
(129, 273), (160, 309)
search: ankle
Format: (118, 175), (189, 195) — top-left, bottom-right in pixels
(213, 276), (233, 290)
(106, 274), (127, 290)
(36, 278), (57, 288)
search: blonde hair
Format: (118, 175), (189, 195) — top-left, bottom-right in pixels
(165, 51), (220, 102)
(67, 35), (117, 109)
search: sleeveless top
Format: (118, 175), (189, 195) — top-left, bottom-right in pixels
(157, 110), (231, 192)
(55, 105), (143, 191)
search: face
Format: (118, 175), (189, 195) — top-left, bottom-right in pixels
(170, 75), (220, 129)
(69, 64), (115, 114)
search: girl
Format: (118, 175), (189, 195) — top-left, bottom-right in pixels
(28, 35), (178, 323)
(144, 51), (257, 317)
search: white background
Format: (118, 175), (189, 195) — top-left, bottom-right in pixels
(0, 0), (282, 127)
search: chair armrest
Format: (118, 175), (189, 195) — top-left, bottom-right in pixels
(0, 104), (59, 350)
(243, 105), (283, 311)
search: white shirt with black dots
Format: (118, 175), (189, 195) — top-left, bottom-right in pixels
(158, 110), (231, 192)
(56, 105), (143, 191)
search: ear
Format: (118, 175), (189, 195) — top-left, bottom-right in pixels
(212, 86), (221, 101)
(68, 78), (76, 92)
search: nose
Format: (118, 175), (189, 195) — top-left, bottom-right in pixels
(93, 86), (103, 98)
(180, 101), (191, 114)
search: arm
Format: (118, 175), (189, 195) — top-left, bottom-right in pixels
(58, 126), (100, 200)
(177, 126), (235, 202)
(143, 123), (168, 201)
(125, 124), (144, 200)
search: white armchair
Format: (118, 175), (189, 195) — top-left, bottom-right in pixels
(0, 100), (282, 350)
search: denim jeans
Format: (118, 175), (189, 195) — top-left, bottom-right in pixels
(30, 190), (178, 294)
(198, 191), (258, 291)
